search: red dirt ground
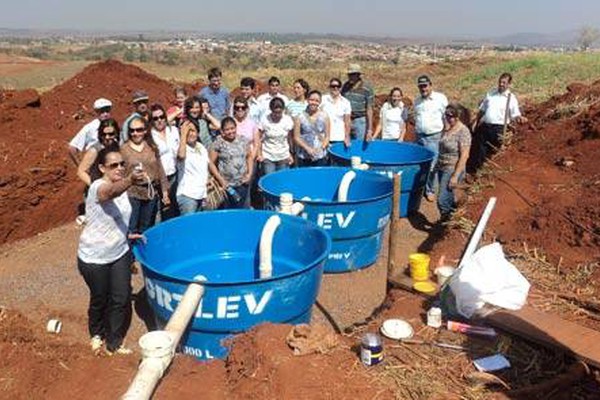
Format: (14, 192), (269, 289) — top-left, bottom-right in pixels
(2, 61), (600, 398)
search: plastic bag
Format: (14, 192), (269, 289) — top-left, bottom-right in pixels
(447, 243), (530, 318)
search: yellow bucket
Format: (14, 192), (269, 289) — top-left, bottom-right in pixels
(408, 253), (430, 281)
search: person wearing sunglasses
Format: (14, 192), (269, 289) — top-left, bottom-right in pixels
(77, 147), (145, 356)
(257, 97), (294, 175)
(371, 87), (408, 142)
(150, 103), (180, 220)
(434, 104), (471, 221)
(120, 90), (150, 144)
(77, 118), (120, 186)
(232, 96), (260, 207)
(120, 117), (170, 235)
(412, 75), (448, 202)
(294, 90), (331, 167)
(320, 78), (351, 148)
(68, 98), (113, 167)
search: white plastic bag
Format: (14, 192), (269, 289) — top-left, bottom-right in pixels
(448, 243), (530, 318)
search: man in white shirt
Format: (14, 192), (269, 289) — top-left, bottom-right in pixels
(68, 98), (113, 167)
(256, 76), (289, 122)
(470, 72), (527, 172)
(412, 75), (448, 201)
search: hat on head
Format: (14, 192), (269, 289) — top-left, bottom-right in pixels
(132, 90), (149, 103)
(417, 75), (432, 86)
(93, 98), (112, 110)
(347, 64), (362, 74)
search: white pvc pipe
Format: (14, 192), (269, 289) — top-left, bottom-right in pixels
(457, 197), (497, 269)
(337, 170), (357, 202)
(279, 193), (306, 216)
(259, 215), (281, 279)
(122, 281), (205, 400)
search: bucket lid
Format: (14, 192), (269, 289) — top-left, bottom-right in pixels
(380, 319), (414, 340)
(413, 280), (437, 294)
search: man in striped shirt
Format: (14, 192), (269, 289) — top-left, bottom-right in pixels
(341, 64), (374, 141)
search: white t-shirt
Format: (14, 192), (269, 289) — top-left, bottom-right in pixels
(321, 94), (351, 142)
(151, 126), (180, 176)
(69, 119), (101, 151)
(380, 102), (408, 140)
(177, 143), (209, 200)
(258, 113), (294, 162)
(480, 89), (522, 125)
(78, 179), (132, 264)
(413, 91), (448, 135)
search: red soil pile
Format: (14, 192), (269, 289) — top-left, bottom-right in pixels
(435, 80), (600, 270)
(0, 60), (179, 244)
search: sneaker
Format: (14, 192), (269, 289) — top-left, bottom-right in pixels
(90, 335), (104, 354)
(105, 345), (133, 356)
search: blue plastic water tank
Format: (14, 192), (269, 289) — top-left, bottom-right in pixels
(259, 167), (392, 273)
(134, 210), (331, 360)
(329, 141), (435, 217)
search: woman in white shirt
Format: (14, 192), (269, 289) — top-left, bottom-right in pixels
(257, 97), (294, 175)
(320, 78), (351, 147)
(372, 87), (408, 141)
(176, 119), (224, 214)
(77, 148), (144, 356)
(150, 104), (180, 220)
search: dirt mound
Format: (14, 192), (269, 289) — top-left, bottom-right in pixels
(436, 80), (600, 271)
(0, 60), (178, 244)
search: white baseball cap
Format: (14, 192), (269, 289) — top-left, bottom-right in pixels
(93, 98), (112, 110)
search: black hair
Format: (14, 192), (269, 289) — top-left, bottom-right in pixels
(499, 72), (513, 83)
(307, 89), (322, 99)
(240, 77), (256, 89)
(269, 97), (285, 110)
(388, 87), (403, 103)
(97, 146), (121, 167)
(221, 116), (237, 130)
(233, 96), (249, 107)
(97, 118), (120, 142)
(268, 76), (281, 85)
(208, 67), (222, 80)
(294, 79), (310, 97)
(150, 103), (166, 117)
(329, 77), (342, 87)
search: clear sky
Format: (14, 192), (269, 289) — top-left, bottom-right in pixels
(1, 0), (599, 37)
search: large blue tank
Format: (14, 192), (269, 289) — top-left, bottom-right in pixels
(329, 141), (435, 217)
(259, 167), (392, 273)
(133, 210), (331, 360)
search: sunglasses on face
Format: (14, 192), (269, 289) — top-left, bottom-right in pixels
(106, 161), (126, 169)
(152, 115), (166, 121)
(97, 107), (111, 114)
(100, 132), (116, 137)
(330, 84), (341, 89)
(234, 105), (247, 111)
(129, 127), (146, 133)
(445, 113), (456, 119)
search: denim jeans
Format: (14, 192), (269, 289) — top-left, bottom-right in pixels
(78, 251), (132, 352)
(416, 131), (442, 196)
(177, 194), (203, 215)
(350, 117), (367, 141)
(128, 196), (158, 234)
(435, 169), (464, 218)
(261, 159), (290, 176)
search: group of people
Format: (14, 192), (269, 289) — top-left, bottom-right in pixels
(70, 64), (525, 355)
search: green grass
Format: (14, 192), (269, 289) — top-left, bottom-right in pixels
(0, 61), (89, 92)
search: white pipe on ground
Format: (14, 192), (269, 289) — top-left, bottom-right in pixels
(259, 215), (281, 279)
(279, 193), (306, 216)
(337, 170), (357, 202)
(121, 280), (205, 400)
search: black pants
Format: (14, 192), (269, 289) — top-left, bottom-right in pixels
(78, 251), (132, 351)
(467, 123), (504, 173)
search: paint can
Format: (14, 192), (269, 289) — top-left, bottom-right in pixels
(408, 253), (430, 281)
(360, 332), (383, 366)
(427, 307), (442, 328)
